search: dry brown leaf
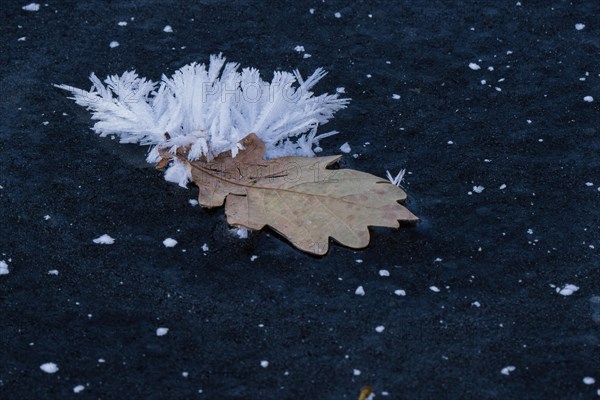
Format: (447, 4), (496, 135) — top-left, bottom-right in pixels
(159, 134), (417, 255)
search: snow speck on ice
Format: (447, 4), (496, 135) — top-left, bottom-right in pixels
(109, 41), (120, 49)
(501, 366), (516, 376)
(379, 269), (390, 277)
(575, 23), (585, 31)
(201, 243), (209, 252)
(583, 96), (594, 103)
(260, 360), (269, 368)
(583, 376), (595, 385)
(22, 3), (40, 12)
(73, 385), (85, 393)
(469, 62), (481, 70)
(156, 327), (169, 336)
(353, 369), (361, 376)
(334, 12), (342, 18)
(163, 25), (173, 33)
(234, 227), (248, 239)
(0, 260), (9, 275)
(375, 325), (385, 333)
(40, 363), (59, 374)
(429, 286), (441, 293)
(339, 142), (351, 153)
(557, 284), (579, 296)
(394, 289), (406, 296)
(392, 94), (401, 100)
(162, 238), (178, 247)
(93, 234), (114, 244)
(355, 286), (365, 296)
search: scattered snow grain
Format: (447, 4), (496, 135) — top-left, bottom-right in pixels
(73, 385), (85, 393)
(340, 142), (351, 153)
(22, 3), (40, 11)
(156, 327), (169, 336)
(501, 366), (516, 375)
(557, 284), (579, 296)
(40, 363), (59, 374)
(162, 238), (178, 248)
(93, 234), (114, 244)
(0, 260), (9, 275)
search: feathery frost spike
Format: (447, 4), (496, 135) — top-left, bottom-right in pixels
(54, 55), (350, 186)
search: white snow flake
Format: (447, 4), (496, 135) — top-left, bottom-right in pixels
(93, 234), (114, 244)
(162, 238), (178, 247)
(557, 284), (579, 296)
(73, 385), (85, 393)
(22, 3), (40, 11)
(501, 366), (516, 376)
(0, 260), (9, 276)
(40, 363), (59, 374)
(156, 327), (169, 336)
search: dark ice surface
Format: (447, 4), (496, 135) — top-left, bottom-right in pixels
(1, 1), (599, 399)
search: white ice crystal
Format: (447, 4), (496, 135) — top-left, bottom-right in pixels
(55, 54), (350, 186)
(386, 169), (405, 187)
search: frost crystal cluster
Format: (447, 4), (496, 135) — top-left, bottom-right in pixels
(55, 54), (350, 186)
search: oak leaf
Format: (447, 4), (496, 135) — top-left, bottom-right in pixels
(159, 134), (417, 255)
